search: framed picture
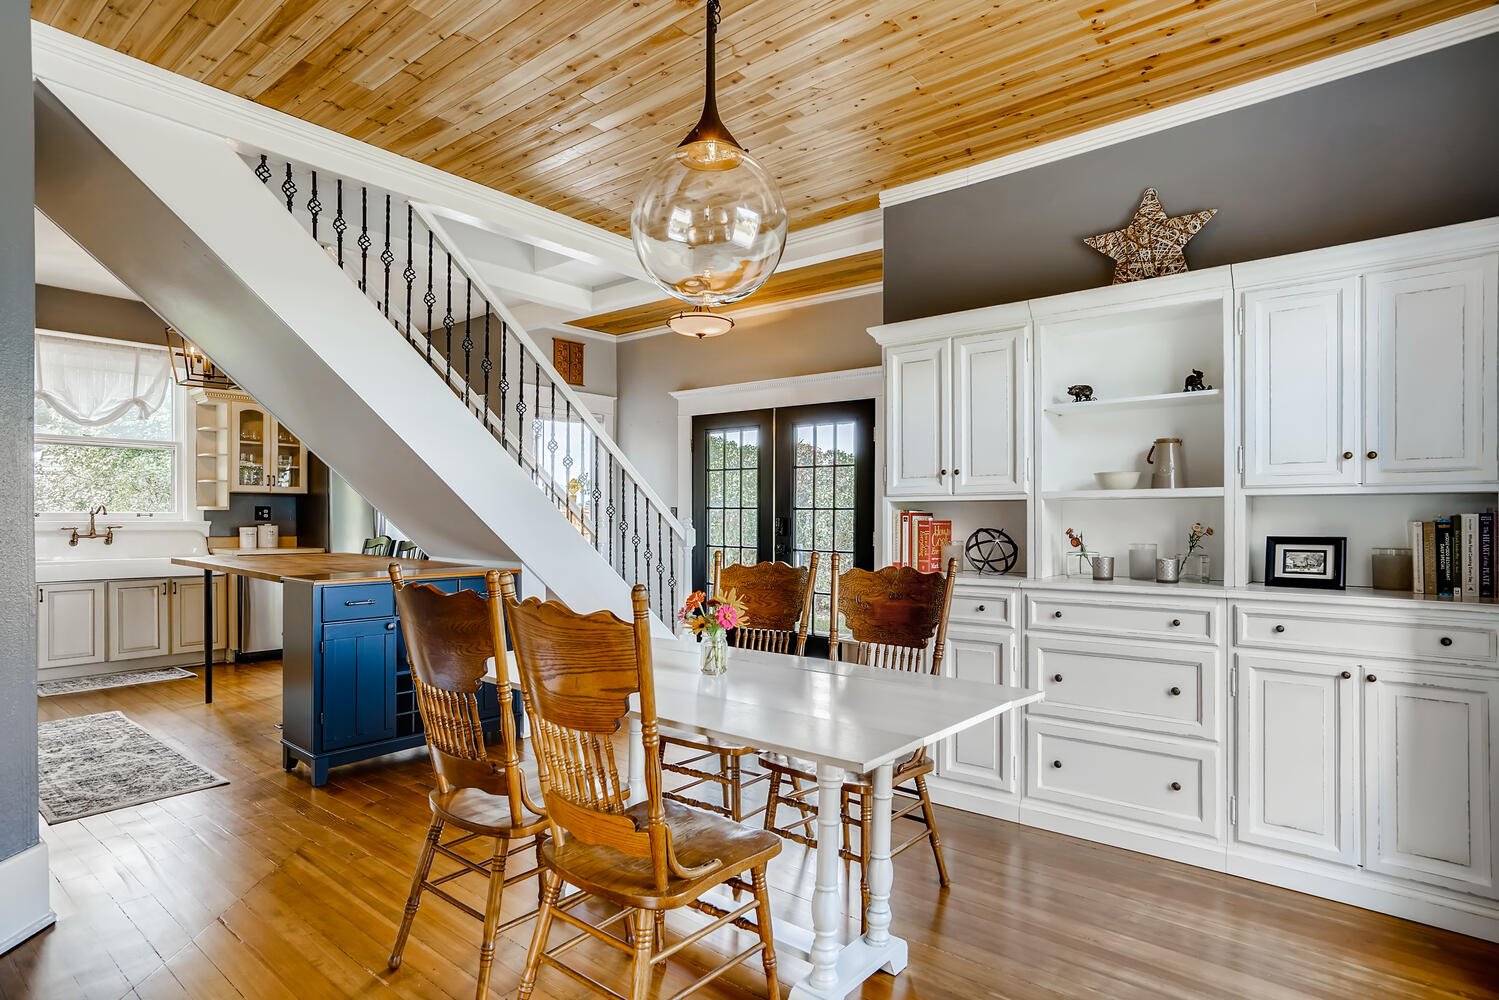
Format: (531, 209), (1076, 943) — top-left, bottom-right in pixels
(1264, 536), (1347, 590)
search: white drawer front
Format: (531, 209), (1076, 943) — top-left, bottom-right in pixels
(1027, 593), (1219, 645)
(1026, 719), (1218, 837)
(949, 589), (1014, 629)
(1026, 636), (1217, 739)
(1235, 604), (1498, 664)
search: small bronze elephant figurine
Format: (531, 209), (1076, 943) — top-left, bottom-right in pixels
(1066, 384), (1095, 403)
(1183, 369), (1213, 392)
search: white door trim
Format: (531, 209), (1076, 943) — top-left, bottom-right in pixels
(0, 841), (53, 956)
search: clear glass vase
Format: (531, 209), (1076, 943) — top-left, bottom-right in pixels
(1184, 552), (1211, 584)
(700, 629), (729, 676)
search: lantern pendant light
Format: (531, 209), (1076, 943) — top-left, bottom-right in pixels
(630, 0), (788, 338)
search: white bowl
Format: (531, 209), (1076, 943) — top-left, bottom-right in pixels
(1094, 471), (1142, 490)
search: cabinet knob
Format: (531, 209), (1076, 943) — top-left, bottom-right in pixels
(1440, 636), (1453, 647)
(1342, 451), (1354, 460)
(1273, 624), (1285, 633)
(953, 468), (960, 476)
(1170, 781), (1182, 792)
(1366, 450), (1378, 460)
(1366, 674), (1378, 683)
(1170, 618), (1181, 628)
(1053, 610), (1063, 619)
(1168, 686), (1182, 696)
(1341, 671), (1352, 680)
(976, 604), (986, 612)
(939, 468), (948, 477)
(1052, 673), (1064, 683)
(1051, 760), (1063, 769)
(386, 621), (396, 631)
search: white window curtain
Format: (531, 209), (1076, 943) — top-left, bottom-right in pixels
(33, 333), (172, 426)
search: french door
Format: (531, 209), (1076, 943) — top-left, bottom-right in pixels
(692, 400), (875, 650)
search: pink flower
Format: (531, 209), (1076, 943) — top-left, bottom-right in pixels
(715, 604), (739, 630)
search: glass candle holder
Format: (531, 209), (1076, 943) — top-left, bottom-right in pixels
(1371, 547), (1414, 591)
(1129, 543), (1158, 581)
(1156, 555), (1182, 584)
(1090, 555), (1115, 581)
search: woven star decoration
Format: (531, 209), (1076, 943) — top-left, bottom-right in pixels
(1084, 188), (1217, 284)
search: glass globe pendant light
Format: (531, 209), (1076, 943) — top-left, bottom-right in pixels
(630, 0), (788, 338)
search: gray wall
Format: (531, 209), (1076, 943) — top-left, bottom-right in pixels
(615, 292), (882, 505)
(530, 327), (617, 397)
(36, 284), (163, 345)
(1, 0), (38, 861)
(884, 34), (1499, 322)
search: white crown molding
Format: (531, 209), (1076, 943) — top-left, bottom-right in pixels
(671, 365), (883, 409)
(880, 8), (1499, 208)
(781, 209), (883, 269)
(612, 281), (882, 344)
(29, 21), (644, 278)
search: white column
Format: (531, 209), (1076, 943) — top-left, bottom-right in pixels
(627, 714), (646, 805)
(864, 762), (902, 971)
(807, 762), (845, 992)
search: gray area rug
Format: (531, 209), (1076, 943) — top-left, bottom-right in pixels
(38, 711), (228, 824)
(37, 666), (196, 698)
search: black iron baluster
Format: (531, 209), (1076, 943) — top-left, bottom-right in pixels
(562, 400), (573, 516)
(357, 187), (370, 293)
(403, 206), (416, 346)
(499, 321), (510, 454)
(381, 195), (393, 318)
(254, 154), (271, 184)
(462, 279), (473, 411)
(281, 164), (296, 213)
(632, 485), (642, 584)
(657, 511), (666, 621)
(443, 253), (454, 385)
(548, 382), (558, 505)
(333, 180), (346, 269)
(533, 359), (542, 486)
(667, 518), (677, 626)
(592, 435), (602, 551)
(480, 311), (492, 431)
(307, 171), (321, 241)
(423, 231), (436, 365)
(513, 341), (527, 472)
(607, 457), (615, 568)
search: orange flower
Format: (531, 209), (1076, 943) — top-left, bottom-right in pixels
(684, 590), (706, 613)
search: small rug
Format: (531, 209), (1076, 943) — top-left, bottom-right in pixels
(37, 666), (196, 698)
(38, 711), (228, 824)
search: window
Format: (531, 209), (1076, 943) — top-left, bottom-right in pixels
(33, 333), (181, 518)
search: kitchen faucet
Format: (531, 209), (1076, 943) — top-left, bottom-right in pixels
(62, 505), (123, 546)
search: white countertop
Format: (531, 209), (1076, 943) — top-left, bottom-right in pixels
(37, 557), (213, 583)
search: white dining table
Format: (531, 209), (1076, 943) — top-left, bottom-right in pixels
(486, 635), (1042, 1000)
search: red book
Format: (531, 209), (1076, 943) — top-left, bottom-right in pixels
(916, 519), (952, 573)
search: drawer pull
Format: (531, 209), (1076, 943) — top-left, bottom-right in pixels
(1168, 686), (1181, 697)
(1341, 671), (1352, 680)
(345, 599), (377, 606)
(1169, 781), (1182, 792)
(386, 622), (396, 631)
(976, 604), (986, 612)
(1366, 674), (1378, 683)
(1051, 760), (1063, 769)
(1440, 636), (1453, 647)
(1273, 624), (1285, 633)
(1053, 610), (1063, 619)
(1170, 618), (1181, 628)
(1052, 673), (1064, 683)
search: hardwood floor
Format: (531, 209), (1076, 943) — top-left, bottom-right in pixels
(6, 662), (1498, 1000)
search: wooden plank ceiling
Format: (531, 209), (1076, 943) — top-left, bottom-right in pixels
(35, 0), (1490, 333)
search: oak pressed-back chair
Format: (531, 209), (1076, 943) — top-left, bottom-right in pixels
(760, 556), (958, 930)
(499, 577), (782, 1000)
(386, 566), (549, 1000)
(659, 550), (819, 822)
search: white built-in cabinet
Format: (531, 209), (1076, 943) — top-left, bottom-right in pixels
(879, 306), (1029, 498)
(1240, 252), (1497, 489)
(107, 579), (171, 661)
(37, 582), (107, 669)
(170, 575), (228, 655)
(938, 623), (1016, 793)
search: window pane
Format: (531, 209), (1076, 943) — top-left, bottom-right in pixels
(834, 421), (856, 462)
(34, 394), (174, 441)
(794, 467), (813, 506)
(795, 509), (813, 549)
(35, 443), (174, 513)
(707, 508), (723, 546)
(834, 465), (855, 509)
(707, 433), (724, 470)
(835, 509), (854, 552)
(815, 423), (835, 465)
(814, 466), (833, 507)
(707, 470), (724, 506)
(740, 468), (757, 504)
(725, 467), (741, 506)
(814, 509), (834, 550)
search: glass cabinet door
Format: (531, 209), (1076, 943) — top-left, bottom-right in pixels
(272, 419), (307, 493)
(232, 404), (267, 492)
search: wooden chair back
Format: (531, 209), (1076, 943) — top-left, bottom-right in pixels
(711, 550), (819, 655)
(389, 566), (525, 821)
(364, 535), (394, 556)
(499, 577), (717, 891)
(829, 556), (957, 675)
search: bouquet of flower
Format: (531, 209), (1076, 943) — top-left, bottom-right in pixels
(1064, 527), (1090, 557)
(1186, 522), (1214, 556)
(680, 589), (749, 636)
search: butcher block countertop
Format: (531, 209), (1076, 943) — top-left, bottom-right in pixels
(171, 552), (495, 585)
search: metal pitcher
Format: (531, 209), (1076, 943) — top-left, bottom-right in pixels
(1146, 437), (1187, 489)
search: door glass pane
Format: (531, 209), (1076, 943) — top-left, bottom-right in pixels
(789, 417), (860, 636)
(703, 425), (760, 572)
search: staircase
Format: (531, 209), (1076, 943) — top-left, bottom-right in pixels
(34, 80), (688, 631)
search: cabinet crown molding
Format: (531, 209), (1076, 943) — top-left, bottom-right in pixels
(1232, 218), (1499, 288)
(869, 300), (1033, 346)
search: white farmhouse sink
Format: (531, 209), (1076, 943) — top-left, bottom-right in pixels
(36, 523), (212, 583)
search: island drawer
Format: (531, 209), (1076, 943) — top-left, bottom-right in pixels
(1025, 636), (1217, 739)
(1026, 593), (1219, 645)
(1235, 604), (1497, 664)
(949, 589), (1014, 629)
(1025, 718), (1217, 837)
(321, 582), (395, 622)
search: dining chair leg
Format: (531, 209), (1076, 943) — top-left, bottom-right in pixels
(654, 909), (667, 955)
(628, 909), (656, 999)
(763, 768), (783, 832)
(859, 790), (874, 935)
(916, 774), (952, 888)
(474, 836), (509, 1000)
(727, 753), (743, 822)
(534, 837), (546, 905)
(518, 871), (562, 1000)
(751, 865), (780, 998)
(389, 816), (443, 970)
(720, 749), (733, 813)
(839, 788), (852, 862)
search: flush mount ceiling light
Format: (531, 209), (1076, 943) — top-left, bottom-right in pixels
(630, 0), (787, 337)
(667, 308), (735, 339)
(164, 327), (236, 390)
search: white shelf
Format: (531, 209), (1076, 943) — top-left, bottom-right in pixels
(1043, 388), (1221, 417)
(1042, 487), (1224, 500)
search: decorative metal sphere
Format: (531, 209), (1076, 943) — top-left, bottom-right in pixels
(630, 138), (788, 308)
(965, 528), (1020, 576)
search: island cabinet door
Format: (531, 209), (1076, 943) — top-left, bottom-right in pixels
(885, 341), (949, 496)
(937, 627), (1015, 792)
(952, 329), (1025, 496)
(1235, 655), (1358, 866)
(319, 619), (398, 752)
(1362, 665), (1499, 899)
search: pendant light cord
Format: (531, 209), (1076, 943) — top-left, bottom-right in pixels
(680, 0), (740, 149)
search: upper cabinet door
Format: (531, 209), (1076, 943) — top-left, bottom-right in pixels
(885, 341), (949, 496)
(230, 402), (270, 493)
(1364, 255), (1497, 485)
(1242, 280), (1359, 487)
(952, 329), (1026, 495)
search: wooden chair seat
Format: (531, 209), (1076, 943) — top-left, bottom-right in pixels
(430, 781), (550, 840)
(541, 799), (781, 911)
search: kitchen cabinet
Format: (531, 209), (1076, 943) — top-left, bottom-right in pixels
(37, 581), (106, 670)
(319, 617), (398, 752)
(106, 579), (170, 661)
(169, 575), (228, 655)
(884, 341), (948, 495)
(952, 330), (1025, 495)
(937, 626), (1016, 793)
(231, 400), (307, 494)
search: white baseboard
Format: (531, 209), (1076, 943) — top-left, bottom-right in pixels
(1018, 801), (1231, 871)
(926, 778), (1020, 823)
(0, 841), (54, 956)
(37, 650), (226, 683)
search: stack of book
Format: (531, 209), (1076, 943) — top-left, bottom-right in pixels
(893, 510), (952, 572)
(1409, 511), (1496, 599)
